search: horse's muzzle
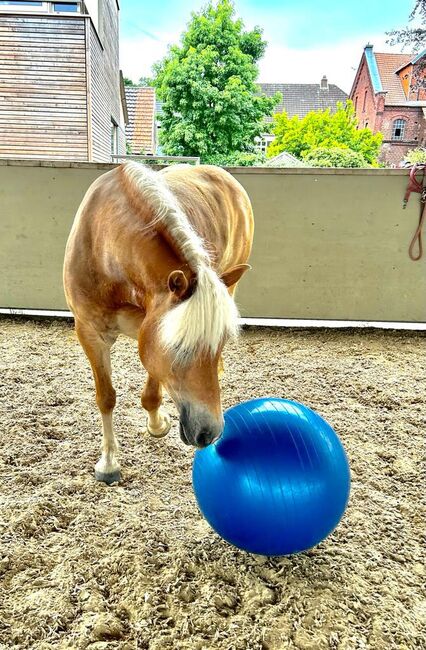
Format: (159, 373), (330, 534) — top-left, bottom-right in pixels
(179, 402), (223, 448)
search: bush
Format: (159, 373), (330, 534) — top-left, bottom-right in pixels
(203, 151), (266, 167)
(303, 147), (369, 168)
(404, 148), (426, 165)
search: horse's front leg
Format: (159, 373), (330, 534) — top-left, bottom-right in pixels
(141, 375), (171, 438)
(75, 320), (120, 484)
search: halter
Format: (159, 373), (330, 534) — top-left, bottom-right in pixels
(403, 163), (426, 261)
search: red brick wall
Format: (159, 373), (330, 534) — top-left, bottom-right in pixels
(379, 106), (426, 166)
(410, 61), (426, 100)
(351, 54), (426, 166)
(350, 56), (378, 130)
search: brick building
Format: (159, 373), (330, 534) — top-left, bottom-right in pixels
(125, 86), (157, 155)
(350, 45), (426, 166)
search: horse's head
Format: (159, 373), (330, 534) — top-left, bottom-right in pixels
(138, 264), (250, 448)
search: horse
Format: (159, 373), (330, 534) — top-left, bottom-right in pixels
(63, 162), (254, 484)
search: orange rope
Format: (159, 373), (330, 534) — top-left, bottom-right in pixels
(403, 164), (426, 262)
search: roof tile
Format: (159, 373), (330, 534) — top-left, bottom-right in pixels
(374, 53), (412, 104)
(125, 86), (156, 154)
(259, 82), (348, 121)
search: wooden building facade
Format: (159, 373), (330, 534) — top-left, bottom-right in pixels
(0, 0), (127, 161)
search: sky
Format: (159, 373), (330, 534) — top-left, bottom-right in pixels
(119, 0), (415, 93)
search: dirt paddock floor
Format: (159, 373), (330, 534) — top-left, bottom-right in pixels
(0, 318), (424, 650)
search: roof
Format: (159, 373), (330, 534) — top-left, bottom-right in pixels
(364, 45), (384, 93)
(374, 52), (413, 103)
(125, 86), (156, 154)
(259, 82), (348, 120)
(395, 48), (426, 71)
(265, 151), (306, 167)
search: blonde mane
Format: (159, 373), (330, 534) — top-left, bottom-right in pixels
(122, 162), (239, 362)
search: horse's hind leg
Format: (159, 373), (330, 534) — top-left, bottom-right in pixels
(75, 319), (120, 484)
(141, 375), (171, 438)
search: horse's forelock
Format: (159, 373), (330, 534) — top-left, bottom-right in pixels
(160, 266), (239, 364)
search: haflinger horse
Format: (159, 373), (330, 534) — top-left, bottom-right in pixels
(63, 162), (254, 484)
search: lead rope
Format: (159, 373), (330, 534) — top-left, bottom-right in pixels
(403, 163), (426, 262)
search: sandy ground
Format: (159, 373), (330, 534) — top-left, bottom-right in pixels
(0, 318), (424, 650)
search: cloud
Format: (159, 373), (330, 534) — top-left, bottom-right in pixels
(120, 30), (405, 93)
(119, 32), (180, 82)
(257, 35), (405, 93)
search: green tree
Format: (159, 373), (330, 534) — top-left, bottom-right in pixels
(387, 0), (426, 53)
(386, 0), (426, 91)
(267, 101), (382, 165)
(153, 0), (279, 161)
(138, 76), (154, 87)
(404, 147), (426, 165)
(123, 76), (134, 86)
(304, 147), (368, 168)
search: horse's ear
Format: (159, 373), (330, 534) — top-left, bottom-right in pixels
(168, 270), (189, 298)
(220, 264), (251, 288)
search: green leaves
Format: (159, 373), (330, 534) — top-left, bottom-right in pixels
(154, 0), (278, 160)
(304, 147), (369, 168)
(268, 101), (383, 166)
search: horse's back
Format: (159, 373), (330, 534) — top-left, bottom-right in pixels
(64, 164), (254, 322)
(160, 165), (254, 272)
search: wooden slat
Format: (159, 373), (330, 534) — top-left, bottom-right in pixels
(0, 12), (88, 160)
(0, 61), (85, 70)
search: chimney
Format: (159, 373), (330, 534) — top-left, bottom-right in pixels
(320, 75), (328, 90)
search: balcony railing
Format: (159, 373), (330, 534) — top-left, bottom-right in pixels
(111, 154), (201, 166)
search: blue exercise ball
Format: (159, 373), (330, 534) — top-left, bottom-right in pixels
(192, 398), (350, 556)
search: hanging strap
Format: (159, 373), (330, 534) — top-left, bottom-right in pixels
(403, 163), (426, 261)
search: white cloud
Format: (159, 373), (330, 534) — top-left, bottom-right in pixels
(120, 31), (405, 93)
(258, 35), (405, 93)
(120, 32), (179, 82)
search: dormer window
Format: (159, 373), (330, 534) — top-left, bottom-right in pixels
(392, 118), (406, 141)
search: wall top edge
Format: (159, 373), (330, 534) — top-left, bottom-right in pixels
(0, 158), (412, 176)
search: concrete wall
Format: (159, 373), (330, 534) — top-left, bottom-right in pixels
(1, 159), (425, 322)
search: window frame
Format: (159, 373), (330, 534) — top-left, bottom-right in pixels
(111, 118), (119, 157)
(0, 1), (48, 12)
(0, 0), (83, 13)
(391, 118), (406, 141)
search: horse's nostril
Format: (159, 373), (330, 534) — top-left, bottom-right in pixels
(196, 428), (215, 448)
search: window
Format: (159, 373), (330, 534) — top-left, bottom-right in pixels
(0, 1), (44, 6)
(53, 2), (77, 10)
(111, 119), (118, 157)
(0, 0), (81, 11)
(255, 134), (274, 155)
(362, 90), (368, 112)
(0, 1), (42, 4)
(392, 118), (406, 141)
(354, 95), (358, 112)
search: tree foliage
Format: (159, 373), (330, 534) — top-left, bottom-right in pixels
(387, 0), (426, 53)
(204, 151), (266, 166)
(304, 147), (368, 168)
(138, 76), (154, 87)
(153, 0), (279, 161)
(267, 101), (382, 165)
(404, 147), (426, 164)
(387, 0), (426, 90)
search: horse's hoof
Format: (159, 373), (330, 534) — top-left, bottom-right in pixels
(94, 469), (121, 485)
(145, 412), (172, 438)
